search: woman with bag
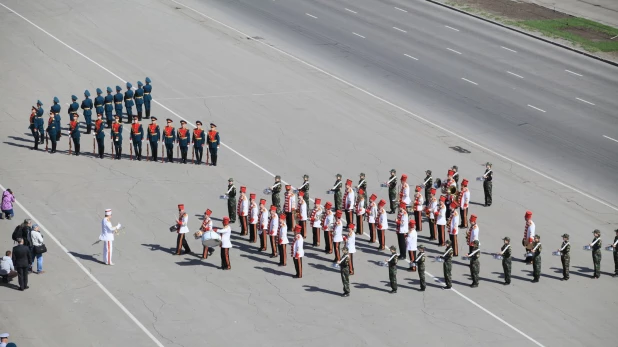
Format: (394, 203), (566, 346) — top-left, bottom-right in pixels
(30, 224), (46, 274)
(1, 189), (15, 220)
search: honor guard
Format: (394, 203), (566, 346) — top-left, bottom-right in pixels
(377, 199), (388, 250)
(100, 209), (121, 265)
(523, 211), (535, 264)
(467, 240), (480, 287)
(259, 199), (268, 251)
(69, 114), (81, 156)
(407, 219), (418, 271)
(441, 240), (453, 289)
(292, 226), (304, 278)
(447, 201), (460, 256)
(387, 245), (398, 293)
(271, 175), (282, 214)
(134, 81), (144, 120)
(483, 162), (493, 206)
(329, 174), (343, 211)
(339, 246), (350, 296)
(299, 175), (310, 204)
(51, 97), (62, 141)
(343, 182), (355, 227)
(451, 165), (460, 189)
(278, 214), (289, 266)
(32, 103), (45, 150)
(357, 173), (367, 205)
(332, 210), (344, 262)
(111, 115), (123, 160)
(104, 87), (114, 128)
(399, 174), (411, 211)
(268, 206), (279, 258)
(147, 117), (160, 161)
(226, 178), (237, 223)
(355, 189), (365, 236)
(143, 77), (152, 118)
(177, 120), (191, 164)
(426, 188), (438, 240)
(28, 104), (38, 142)
(310, 199), (323, 246)
(396, 202), (408, 259)
(81, 90), (93, 134)
(559, 234), (570, 281)
(217, 217), (232, 270)
(297, 191), (308, 239)
(416, 245), (426, 291)
(612, 229), (618, 277)
(386, 169), (397, 214)
(130, 115), (144, 160)
(237, 187), (249, 236)
(94, 114), (105, 159)
(46, 112), (58, 153)
(200, 209), (215, 259)
(500, 237), (512, 285)
(444, 170), (456, 219)
(590, 229), (602, 279)
(124, 82), (134, 123)
(531, 234), (542, 282)
(467, 214), (479, 253)
(344, 224), (356, 275)
(163, 119), (176, 163)
(367, 194), (378, 243)
(249, 194), (258, 243)
(68, 95), (79, 121)
(322, 202), (334, 254)
(436, 196), (447, 246)
(94, 88), (105, 125)
(175, 204), (191, 255)
(283, 185), (296, 230)
(413, 185), (424, 231)
(459, 179), (471, 228)
(206, 123), (220, 166)
(113, 86), (123, 121)
(192, 121), (205, 164)
(423, 170), (433, 204)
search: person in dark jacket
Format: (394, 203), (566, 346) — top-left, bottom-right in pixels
(12, 238), (32, 291)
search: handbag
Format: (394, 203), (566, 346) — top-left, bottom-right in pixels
(34, 244), (47, 254)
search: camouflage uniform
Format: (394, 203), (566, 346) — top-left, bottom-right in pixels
(227, 180), (237, 223)
(613, 232), (618, 277)
(591, 230), (602, 278)
(388, 247), (399, 293)
(423, 171), (433, 205)
(531, 238), (542, 282)
(417, 247), (426, 291)
(299, 175), (310, 205)
(332, 175), (343, 211)
(442, 243), (453, 289)
(340, 249), (350, 296)
(501, 238), (512, 285)
(358, 174), (367, 206)
(560, 234), (570, 280)
(388, 170), (397, 214)
(272, 176), (282, 214)
(469, 241), (480, 287)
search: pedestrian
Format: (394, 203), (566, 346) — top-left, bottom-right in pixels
(34, 102), (45, 149)
(558, 234), (570, 281)
(268, 206), (279, 258)
(416, 245), (426, 291)
(226, 178), (237, 223)
(467, 214), (479, 253)
(175, 204), (191, 255)
(386, 169), (397, 214)
(523, 211), (535, 264)
(68, 94), (79, 121)
(297, 191), (308, 239)
(143, 77), (153, 119)
(354, 189), (365, 236)
(339, 246), (350, 296)
(387, 245), (398, 293)
(590, 229), (602, 279)
(99, 209), (121, 265)
(12, 238), (32, 291)
(423, 170), (433, 205)
(531, 235), (542, 283)
(198, 209), (215, 259)
(367, 194), (378, 243)
(216, 216), (232, 270)
(458, 179), (470, 228)
(357, 172), (367, 206)
(206, 122), (220, 166)
(259, 199), (268, 251)
(482, 162), (493, 206)
(499, 237), (512, 285)
(104, 87), (114, 128)
(343, 183), (355, 227)
(441, 240), (453, 289)
(447, 201), (460, 256)
(51, 96), (61, 142)
(345, 224), (356, 275)
(426, 188), (437, 241)
(292, 226), (304, 278)
(0, 251), (18, 282)
(30, 224), (45, 274)
(436, 196), (447, 246)
(298, 174), (310, 204)
(1, 189), (15, 220)
(406, 219), (418, 271)
(467, 240), (480, 287)
(94, 88), (105, 126)
(11, 220), (32, 272)
(270, 175), (282, 214)
(237, 187), (249, 236)
(283, 185), (296, 231)
(413, 186), (424, 231)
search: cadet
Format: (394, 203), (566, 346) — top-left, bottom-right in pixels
(177, 120), (190, 164)
(130, 115), (144, 161)
(163, 119), (176, 163)
(94, 88), (105, 124)
(387, 169), (397, 214)
(298, 174), (310, 204)
(441, 240), (453, 289)
(192, 121), (205, 164)
(94, 114), (106, 159)
(69, 114), (81, 156)
(81, 90), (94, 134)
(124, 82), (134, 123)
(416, 245), (426, 291)
(143, 77), (153, 118)
(33, 104), (45, 150)
(483, 162), (493, 206)
(104, 87), (115, 128)
(46, 112), (58, 153)
(51, 97), (61, 141)
(590, 229), (602, 279)
(423, 170), (433, 205)
(68, 94), (79, 120)
(329, 174), (343, 211)
(613, 229), (618, 277)
(557, 234), (571, 281)
(226, 178), (237, 223)
(387, 245), (399, 293)
(271, 175), (282, 214)
(111, 115), (123, 160)
(531, 234), (542, 283)
(134, 81), (145, 120)
(467, 240), (480, 287)
(357, 173), (367, 205)
(113, 86), (123, 122)
(499, 237), (512, 285)
(147, 117), (160, 161)
(339, 246), (351, 297)
(206, 123), (220, 166)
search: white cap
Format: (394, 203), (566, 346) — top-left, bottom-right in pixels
(105, 209), (112, 216)
(0, 333), (9, 338)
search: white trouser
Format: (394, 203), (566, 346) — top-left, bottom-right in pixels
(103, 240), (113, 264)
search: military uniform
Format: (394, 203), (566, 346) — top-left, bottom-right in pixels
(163, 119), (176, 163)
(426, 189), (437, 240)
(591, 230), (602, 278)
(292, 228), (304, 278)
(206, 123), (220, 166)
(531, 236), (542, 282)
(46, 113), (58, 153)
(113, 86), (123, 121)
(423, 170), (433, 205)
(51, 97), (62, 141)
(388, 247), (398, 293)
(322, 203), (334, 253)
(468, 240), (480, 287)
(68, 95), (79, 123)
(297, 192), (308, 239)
(452, 165), (460, 190)
(143, 77), (152, 118)
(357, 173), (367, 206)
(237, 187), (249, 236)
(249, 195), (258, 243)
(331, 175), (343, 211)
(396, 202), (408, 259)
(111, 116), (123, 160)
(283, 185), (296, 231)
(81, 90), (94, 134)
(33, 106), (45, 150)
(130, 116), (144, 160)
(177, 121), (191, 164)
(192, 122), (205, 164)
(417, 246), (426, 291)
(367, 194), (378, 243)
(94, 88), (105, 124)
(175, 205), (191, 255)
(310, 199), (323, 246)
(501, 237), (512, 285)
(441, 242), (453, 289)
(355, 189), (365, 236)
(199, 210), (215, 259)
(226, 179), (237, 223)
(147, 117), (160, 161)
(104, 87), (114, 128)
(69, 116), (81, 156)
(340, 247), (351, 296)
(459, 179), (470, 228)
(28, 105), (38, 144)
(271, 176), (282, 214)
(612, 230), (618, 277)
(124, 82), (134, 123)
(134, 81), (145, 120)
(343, 182), (354, 227)
(387, 170), (397, 214)
(259, 200), (268, 251)
(299, 175), (310, 204)
(94, 115), (105, 159)
(377, 200), (388, 250)
(217, 218), (232, 270)
(559, 234), (571, 280)
(483, 163), (493, 206)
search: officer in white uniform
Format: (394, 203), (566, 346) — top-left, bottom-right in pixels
(292, 226), (304, 278)
(99, 209), (121, 265)
(436, 196), (447, 246)
(397, 202), (409, 259)
(344, 186), (355, 227)
(249, 194), (258, 243)
(367, 194), (378, 243)
(216, 216), (232, 270)
(297, 191), (308, 239)
(310, 198), (323, 247)
(278, 214), (289, 266)
(268, 206), (279, 258)
(237, 187), (249, 236)
(377, 199), (388, 250)
(355, 189), (365, 236)
(400, 174), (411, 206)
(259, 199), (269, 251)
(175, 204), (191, 255)
(407, 219), (418, 271)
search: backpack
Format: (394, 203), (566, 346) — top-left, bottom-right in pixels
(11, 225), (21, 242)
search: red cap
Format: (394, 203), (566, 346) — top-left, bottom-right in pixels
(401, 174), (408, 181)
(178, 204), (184, 210)
(450, 201), (459, 209)
(378, 199), (386, 207)
(348, 223), (355, 230)
(285, 185), (291, 190)
(399, 202), (407, 209)
(240, 186), (246, 193)
(223, 216), (230, 225)
(430, 188), (437, 194)
(415, 185), (422, 192)
(439, 196), (446, 202)
(358, 189), (364, 195)
(260, 199), (266, 205)
(346, 179), (353, 186)
(205, 209), (212, 216)
(462, 179), (469, 186)
(408, 219), (416, 227)
(298, 191), (304, 197)
(335, 210), (343, 218)
(470, 214), (477, 223)
(525, 210), (532, 219)
(250, 193), (256, 199)
(294, 225), (302, 232)
(315, 198), (322, 205)
(369, 194), (377, 201)
(270, 205), (277, 212)
(325, 202), (333, 209)
(448, 170), (454, 176)
(279, 213), (286, 220)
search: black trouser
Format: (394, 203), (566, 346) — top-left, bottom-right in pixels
(249, 223), (257, 243)
(16, 266), (28, 289)
(345, 210), (352, 226)
(220, 248), (230, 269)
(324, 230), (332, 253)
(259, 230), (267, 251)
(397, 233), (406, 258)
(33, 131), (39, 149)
(180, 146), (188, 163)
(195, 146), (203, 164)
(165, 144), (174, 162)
(483, 181), (492, 206)
(176, 233), (191, 254)
(149, 141), (158, 161)
(459, 208), (468, 228)
(39, 131), (44, 144)
(414, 211), (422, 231)
(72, 138), (80, 155)
(377, 229), (385, 249)
(114, 142), (122, 159)
(299, 221), (307, 238)
(209, 147), (218, 166)
(428, 219), (436, 240)
(269, 236), (277, 256)
(285, 212), (294, 231)
(96, 137), (105, 158)
(50, 137), (57, 152)
(312, 227), (320, 246)
(355, 215), (363, 235)
(450, 234), (459, 256)
(133, 141), (142, 160)
(438, 225), (446, 245)
(294, 257), (302, 278)
(278, 244), (287, 265)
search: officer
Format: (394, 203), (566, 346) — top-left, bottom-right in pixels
(441, 240), (453, 289)
(28, 106), (37, 148)
(81, 90), (93, 134)
(147, 117), (160, 161)
(423, 170), (433, 205)
(113, 86), (123, 122)
(339, 246), (350, 297)
(357, 173), (367, 205)
(271, 175), (282, 214)
(130, 115), (144, 161)
(531, 234), (542, 283)
(613, 229), (618, 277)
(192, 121), (205, 164)
(226, 178), (237, 223)
(330, 174), (343, 211)
(134, 81), (145, 121)
(124, 82), (134, 123)
(68, 94), (79, 120)
(557, 233), (571, 281)
(69, 114), (81, 156)
(483, 162), (493, 206)
(51, 97), (62, 141)
(104, 87), (114, 128)
(467, 240), (480, 288)
(111, 115), (123, 160)
(177, 120), (191, 164)
(387, 169), (397, 214)
(163, 119), (176, 163)
(46, 112), (58, 153)
(299, 174), (310, 204)
(94, 88), (105, 124)
(590, 229), (602, 279)
(33, 104), (45, 150)
(499, 236), (512, 285)
(416, 244), (426, 291)
(387, 245), (398, 293)
(94, 114), (105, 159)
(206, 123), (220, 166)
(143, 77), (152, 118)
(35, 100), (45, 144)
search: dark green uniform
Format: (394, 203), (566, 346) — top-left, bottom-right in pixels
(442, 246), (453, 288)
(357, 175), (367, 205)
(613, 234), (618, 277)
(469, 247), (480, 287)
(332, 178), (342, 211)
(423, 173), (433, 205)
(483, 167), (493, 206)
(591, 236), (602, 278)
(531, 241), (542, 282)
(340, 254), (350, 295)
(227, 183), (237, 223)
(501, 244), (512, 284)
(272, 180), (282, 214)
(299, 176), (310, 205)
(560, 240), (570, 280)
(417, 250), (426, 291)
(388, 174), (397, 213)
(388, 254), (398, 293)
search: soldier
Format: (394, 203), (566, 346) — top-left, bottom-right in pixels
(483, 162), (493, 206)
(386, 169), (397, 214)
(357, 173), (367, 205)
(147, 117), (160, 161)
(192, 121), (205, 164)
(283, 185), (296, 230)
(175, 204), (191, 255)
(367, 194), (378, 243)
(226, 178), (237, 223)
(51, 97), (62, 142)
(163, 119), (176, 163)
(377, 199), (388, 250)
(134, 81), (144, 121)
(94, 88), (105, 126)
(68, 114), (81, 156)
(339, 246), (350, 297)
(436, 196), (447, 246)
(531, 234), (542, 282)
(332, 210), (344, 262)
(467, 214), (479, 253)
(206, 123), (220, 166)
(329, 174), (343, 211)
(124, 82), (134, 123)
(268, 206), (279, 258)
(459, 179), (470, 228)
(113, 86), (123, 122)
(35, 100), (45, 144)
(426, 188), (438, 241)
(558, 233), (570, 281)
(94, 114), (105, 159)
(216, 216), (232, 270)
(177, 120), (190, 164)
(441, 240), (453, 289)
(310, 198), (323, 247)
(413, 185), (424, 231)
(33, 106), (45, 150)
(199, 209), (215, 259)
(399, 174), (411, 212)
(28, 104), (38, 141)
(590, 229), (602, 279)
(111, 115), (123, 160)
(467, 240), (480, 287)
(355, 189), (365, 236)
(406, 219), (418, 271)
(416, 245), (427, 291)
(523, 211), (535, 264)
(130, 115), (144, 161)
(68, 95), (79, 121)
(297, 191), (308, 239)
(271, 175), (282, 214)
(612, 229), (618, 277)
(249, 194), (258, 243)
(298, 174), (310, 204)
(448, 202), (460, 257)
(237, 187), (248, 236)
(81, 90), (93, 134)
(143, 77), (153, 119)
(345, 224), (356, 275)
(46, 112), (58, 153)
(396, 202), (408, 259)
(444, 170), (456, 219)
(343, 183), (355, 227)
(292, 226), (304, 278)
(499, 237), (512, 285)
(104, 87), (114, 128)
(423, 170), (433, 205)
(387, 245), (398, 293)
(322, 202), (334, 254)
(258, 199), (268, 251)
(451, 165), (460, 189)
(278, 214), (288, 266)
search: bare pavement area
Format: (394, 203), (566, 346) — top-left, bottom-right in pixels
(0, 0), (617, 346)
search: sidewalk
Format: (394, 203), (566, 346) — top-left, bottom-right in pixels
(522, 0), (618, 28)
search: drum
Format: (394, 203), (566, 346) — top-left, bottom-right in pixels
(476, 176), (485, 181)
(552, 251), (561, 256)
(201, 231), (222, 247)
(434, 256), (443, 262)
(326, 190), (334, 194)
(263, 188), (272, 195)
(462, 256), (469, 261)
(583, 245), (591, 251)
(378, 261), (389, 267)
(606, 246), (614, 252)
(493, 254), (503, 260)
(219, 194), (229, 200)
(331, 263), (340, 269)
(169, 225), (178, 232)
(380, 183), (387, 188)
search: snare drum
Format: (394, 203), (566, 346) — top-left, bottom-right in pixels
(493, 254), (503, 260)
(263, 188), (272, 195)
(434, 256), (443, 262)
(605, 246), (614, 252)
(326, 190), (334, 195)
(552, 251), (561, 256)
(219, 194), (229, 200)
(583, 245), (591, 251)
(201, 231), (222, 247)
(380, 183), (387, 188)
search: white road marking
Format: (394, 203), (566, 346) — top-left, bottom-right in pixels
(576, 97), (595, 105)
(446, 47), (462, 55)
(565, 69), (583, 77)
(461, 78), (478, 85)
(404, 54), (418, 61)
(501, 46), (517, 53)
(445, 25), (459, 32)
(352, 32), (366, 38)
(394, 7), (408, 12)
(507, 71), (524, 79)
(603, 135), (618, 143)
(393, 26), (407, 33)
(527, 104), (546, 113)
(611, 35), (618, 40)
(306, 13), (317, 19)
(344, 8), (357, 14)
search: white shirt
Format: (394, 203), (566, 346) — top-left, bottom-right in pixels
(346, 233), (356, 253)
(345, 191), (355, 210)
(436, 206), (446, 225)
(284, 194), (297, 213)
(461, 189), (470, 208)
(401, 184), (411, 205)
(279, 225), (289, 244)
(178, 213), (189, 234)
(238, 197), (248, 216)
(414, 193), (424, 211)
(356, 199), (365, 215)
(298, 201), (308, 221)
(31, 230), (44, 246)
(469, 225), (479, 246)
(378, 210), (388, 230)
(250, 203), (259, 224)
(526, 221), (535, 242)
(0, 256), (14, 274)
(217, 225), (232, 248)
(368, 203), (377, 223)
(201, 218), (213, 231)
(99, 218), (117, 241)
(322, 212), (333, 231)
(269, 215), (279, 235)
(428, 199), (437, 220)
(311, 208), (323, 228)
(333, 220), (344, 242)
(398, 213), (408, 234)
(293, 237), (304, 258)
(406, 230), (418, 251)
(449, 213), (460, 235)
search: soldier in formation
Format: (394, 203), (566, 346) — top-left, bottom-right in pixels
(387, 245), (398, 293)
(130, 115), (144, 160)
(69, 114), (81, 156)
(531, 234), (542, 283)
(500, 237), (512, 285)
(226, 178), (237, 224)
(386, 169), (397, 214)
(416, 245), (426, 291)
(177, 120), (190, 164)
(81, 90), (93, 134)
(271, 176), (282, 214)
(467, 240), (480, 288)
(590, 229), (602, 279)
(441, 240), (453, 290)
(339, 246), (350, 297)
(207, 123), (220, 166)
(559, 233), (570, 281)
(111, 115), (123, 159)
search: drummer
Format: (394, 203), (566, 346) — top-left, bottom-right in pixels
(199, 209), (216, 259)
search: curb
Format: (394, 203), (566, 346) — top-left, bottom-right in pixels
(425, 0), (618, 68)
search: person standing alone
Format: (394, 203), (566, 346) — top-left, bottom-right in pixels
(12, 238), (32, 291)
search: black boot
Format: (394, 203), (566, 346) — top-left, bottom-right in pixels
(75, 143), (80, 156)
(138, 112), (142, 121)
(213, 154), (217, 166)
(145, 110), (150, 119)
(107, 120), (112, 128)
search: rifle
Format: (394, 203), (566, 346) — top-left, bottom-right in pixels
(45, 133), (49, 152)
(68, 135), (72, 155)
(160, 142), (164, 163)
(147, 142), (150, 161)
(176, 143), (179, 163)
(191, 144), (194, 164)
(130, 141), (133, 160)
(111, 139), (114, 159)
(92, 135), (95, 155)
(206, 146), (210, 165)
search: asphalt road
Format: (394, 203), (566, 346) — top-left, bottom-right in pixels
(0, 0), (617, 346)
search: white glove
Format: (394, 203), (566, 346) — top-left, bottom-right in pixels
(116, 223), (122, 230)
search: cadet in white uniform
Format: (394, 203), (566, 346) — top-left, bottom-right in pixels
(345, 224), (356, 275)
(523, 211), (535, 264)
(278, 214), (289, 266)
(448, 201), (460, 256)
(333, 210), (344, 262)
(297, 191), (308, 239)
(283, 185), (297, 230)
(199, 209), (215, 259)
(292, 226), (304, 278)
(344, 186), (355, 227)
(426, 188), (438, 240)
(99, 209), (121, 265)
(249, 194), (258, 243)
(217, 216), (232, 270)
(175, 204), (191, 255)
(467, 214), (479, 253)
(322, 202), (334, 254)
(400, 174), (411, 206)
(407, 220), (418, 271)
(310, 198), (323, 247)
(459, 179), (471, 228)
(268, 206), (279, 258)
(237, 187), (249, 236)
(355, 189), (365, 236)
(367, 194), (378, 243)
(396, 202), (409, 259)
(436, 196), (447, 246)
(259, 199), (268, 251)
(413, 186), (424, 231)
(377, 199), (388, 250)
